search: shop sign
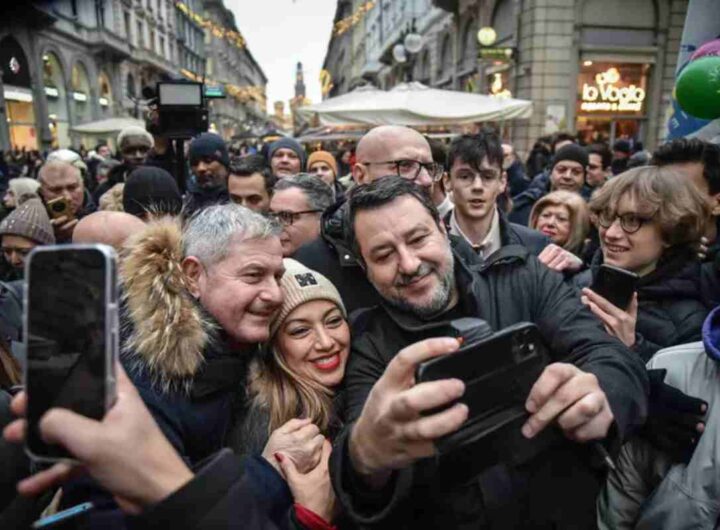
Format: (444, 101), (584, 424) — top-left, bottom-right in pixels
(580, 67), (646, 112)
(73, 91), (87, 102)
(478, 47), (515, 62)
(99, 97), (109, 106)
(45, 87), (59, 98)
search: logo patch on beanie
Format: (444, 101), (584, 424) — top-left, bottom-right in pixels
(295, 273), (318, 287)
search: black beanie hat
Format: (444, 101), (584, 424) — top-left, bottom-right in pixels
(552, 144), (589, 173)
(123, 167), (182, 218)
(188, 132), (230, 168)
(268, 138), (306, 170)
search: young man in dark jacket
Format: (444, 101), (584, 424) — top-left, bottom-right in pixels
(331, 177), (649, 529)
(443, 132), (548, 259)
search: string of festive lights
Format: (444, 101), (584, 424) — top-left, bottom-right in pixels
(180, 69), (266, 106)
(334, 1), (376, 36)
(175, 1), (247, 50)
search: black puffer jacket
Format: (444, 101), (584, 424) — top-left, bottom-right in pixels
(574, 248), (712, 361)
(330, 245), (649, 530)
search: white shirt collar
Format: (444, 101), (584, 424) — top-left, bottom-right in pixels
(449, 207), (502, 259)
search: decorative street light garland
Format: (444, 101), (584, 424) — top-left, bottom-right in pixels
(175, 1), (247, 50)
(334, 1), (376, 37)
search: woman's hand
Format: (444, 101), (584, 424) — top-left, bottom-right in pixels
(277, 440), (337, 523)
(538, 244), (584, 273)
(582, 288), (638, 347)
(262, 418), (324, 474)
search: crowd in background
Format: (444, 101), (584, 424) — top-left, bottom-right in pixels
(0, 122), (719, 529)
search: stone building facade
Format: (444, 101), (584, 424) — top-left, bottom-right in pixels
(202, 0), (267, 140)
(0, 0), (266, 151)
(322, 0), (687, 155)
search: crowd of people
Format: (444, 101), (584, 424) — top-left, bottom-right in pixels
(0, 123), (719, 529)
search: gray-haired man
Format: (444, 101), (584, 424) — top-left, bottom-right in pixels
(270, 173), (335, 257)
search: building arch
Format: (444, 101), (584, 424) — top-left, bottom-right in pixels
(70, 60), (92, 125)
(459, 17), (477, 70)
(98, 70), (113, 117)
(0, 35), (38, 149)
(491, 0), (515, 44)
(42, 51), (71, 148)
(437, 32), (452, 82)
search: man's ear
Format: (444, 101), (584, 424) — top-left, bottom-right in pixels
(500, 170), (508, 194)
(181, 256), (204, 299)
(352, 162), (369, 185)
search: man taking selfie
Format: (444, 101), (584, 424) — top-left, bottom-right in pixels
(331, 177), (649, 528)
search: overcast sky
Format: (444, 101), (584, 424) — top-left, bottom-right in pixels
(225, 0), (337, 114)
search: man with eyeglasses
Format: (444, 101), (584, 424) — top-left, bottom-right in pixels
(445, 133), (549, 259)
(270, 174), (334, 257)
(292, 125), (478, 313)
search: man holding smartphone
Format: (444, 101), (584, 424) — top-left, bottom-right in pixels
(331, 177), (648, 528)
(38, 161), (94, 243)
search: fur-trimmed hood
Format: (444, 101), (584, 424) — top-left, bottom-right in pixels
(120, 216), (215, 391)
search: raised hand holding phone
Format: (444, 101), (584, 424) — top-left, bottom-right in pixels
(24, 244), (118, 462)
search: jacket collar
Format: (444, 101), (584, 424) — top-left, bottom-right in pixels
(121, 217), (219, 393)
(443, 208), (518, 249)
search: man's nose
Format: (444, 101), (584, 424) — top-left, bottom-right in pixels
(397, 246), (421, 275)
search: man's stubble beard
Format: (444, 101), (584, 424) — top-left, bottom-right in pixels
(370, 245), (456, 319)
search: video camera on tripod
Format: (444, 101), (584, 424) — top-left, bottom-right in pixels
(142, 80), (225, 192)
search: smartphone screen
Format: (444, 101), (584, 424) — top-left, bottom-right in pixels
(26, 247), (112, 460)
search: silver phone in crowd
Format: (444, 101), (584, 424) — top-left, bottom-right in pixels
(23, 244), (119, 462)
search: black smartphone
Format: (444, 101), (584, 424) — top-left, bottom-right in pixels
(24, 245), (119, 462)
(591, 264), (639, 310)
(416, 323), (549, 451)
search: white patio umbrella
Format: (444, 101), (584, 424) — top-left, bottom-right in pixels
(297, 82), (533, 127)
(70, 117), (145, 134)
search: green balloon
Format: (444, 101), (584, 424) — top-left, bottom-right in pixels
(676, 56), (720, 120)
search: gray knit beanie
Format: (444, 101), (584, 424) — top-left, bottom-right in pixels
(0, 198), (55, 245)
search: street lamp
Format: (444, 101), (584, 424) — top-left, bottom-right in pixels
(392, 20), (423, 82)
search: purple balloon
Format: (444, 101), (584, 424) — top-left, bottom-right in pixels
(691, 39), (720, 61)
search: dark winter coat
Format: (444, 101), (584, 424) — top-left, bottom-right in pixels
(505, 159), (530, 196)
(131, 450), (293, 530)
(574, 248), (712, 362)
(442, 209), (550, 258)
(94, 162), (131, 203)
(330, 245), (649, 529)
(183, 178), (229, 216)
(60, 218), (259, 527)
(509, 171), (592, 227)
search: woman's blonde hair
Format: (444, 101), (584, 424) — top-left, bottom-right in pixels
(589, 165), (710, 247)
(530, 190), (590, 254)
(248, 343), (336, 434)
(99, 183), (125, 212)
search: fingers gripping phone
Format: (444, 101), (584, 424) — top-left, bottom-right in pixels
(591, 264), (639, 310)
(23, 245), (119, 462)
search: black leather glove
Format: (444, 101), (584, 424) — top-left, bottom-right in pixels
(640, 368), (707, 463)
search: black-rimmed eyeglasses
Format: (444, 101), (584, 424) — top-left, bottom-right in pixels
(595, 212), (654, 234)
(268, 209), (323, 226)
(362, 159), (444, 182)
